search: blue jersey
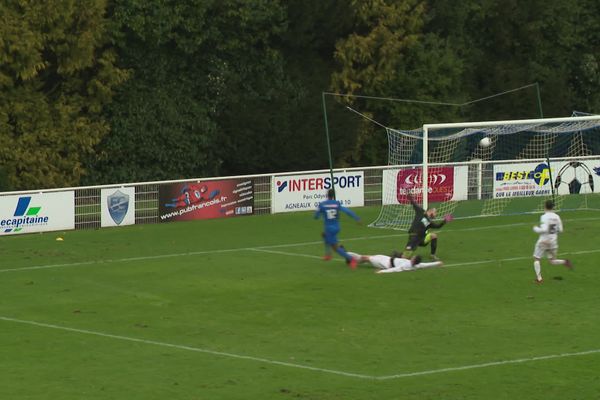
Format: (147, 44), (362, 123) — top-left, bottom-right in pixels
(314, 199), (360, 230)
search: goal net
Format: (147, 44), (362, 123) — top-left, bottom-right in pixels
(371, 115), (600, 230)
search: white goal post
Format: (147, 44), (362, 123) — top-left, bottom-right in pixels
(372, 114), (600, 230)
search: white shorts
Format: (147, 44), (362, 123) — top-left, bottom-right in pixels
(368, 255), (392, 269)
(533, 239), (558, 259)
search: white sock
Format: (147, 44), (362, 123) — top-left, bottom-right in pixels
(534, 260), (542, 280)
(549, 259), (566, 265)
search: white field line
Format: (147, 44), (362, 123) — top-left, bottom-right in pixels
(251, 248), (600, 269)
(0, 316), (373, 380)
(2, 315), (600, 381)
(2, 216), (599, 274)
(248, 248), (323, 260)
(0, 233), (407, 273)
(376, 348), (600, 380)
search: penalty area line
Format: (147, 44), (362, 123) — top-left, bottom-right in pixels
(3, 315), (600, 381)
(0, 234), (404, 274)
(0, 316), (374, 380)
(252, 248), (600, 269)
(376, 348), (600, 380)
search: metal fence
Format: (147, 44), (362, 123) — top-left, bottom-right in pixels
(1, 166), (388, 230)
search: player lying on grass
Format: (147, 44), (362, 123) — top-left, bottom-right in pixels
(314, 188), (360, 269)
(346, 250), (443, 273)
(532, 199), (572, 283)
(404, 192), (452, 261)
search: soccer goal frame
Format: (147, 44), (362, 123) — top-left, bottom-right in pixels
(371, 114), (600, 230)
(421, 115), (600, 209)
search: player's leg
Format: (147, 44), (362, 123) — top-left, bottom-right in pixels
(345, 251), (371, 264)
(532, 240), (545, 283)
(420, 232), (439, 260)
(533, 257), (543, 282)
(326, 228), (356, 268)
(547, 247), (573, 269)
(332, 243), (357, 269)
(404, 234), (420, 258)
(321, 232), (332, 260)
(429, 233), (439, 259)
(366, 255), (390, 269)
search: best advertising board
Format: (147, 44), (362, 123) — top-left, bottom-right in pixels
(101, 187), (136, 227)
(493, 159), (600, 198)
(0, 192), (74, 235)
(271, 172), (364, 213)
(493, 162), (554, 198)
(159, 179), (254, 222)
(382, 166), (468, 205)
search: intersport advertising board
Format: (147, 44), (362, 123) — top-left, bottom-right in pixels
(272, 172), (364, 213)
(0, 192), (75, 235)
(382, 166), (468, 204)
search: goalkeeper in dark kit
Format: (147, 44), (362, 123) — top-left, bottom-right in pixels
(403, 192), (453, 260)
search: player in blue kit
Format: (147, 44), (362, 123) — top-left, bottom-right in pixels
(314, 188), (360, 269)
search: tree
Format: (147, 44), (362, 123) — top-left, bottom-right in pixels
(330, 0), (464, 166)
(88, 0), (295, 183)
(0, 0), (127, 190)
(429, 0), (600, 119)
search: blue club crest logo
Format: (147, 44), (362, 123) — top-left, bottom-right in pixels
(107, 190), (130, 225)
(276, 180), (288, 193)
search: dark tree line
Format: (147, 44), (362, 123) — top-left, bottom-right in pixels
(1, 0), (598, 190)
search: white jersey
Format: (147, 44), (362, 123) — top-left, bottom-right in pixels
(535, 211), (563, 243)
(533, 211), (563, 259)
(367, 255), (413, 271)
(347, 251), (442, 273)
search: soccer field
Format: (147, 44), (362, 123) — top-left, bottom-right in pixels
(2, 206), (600, 399)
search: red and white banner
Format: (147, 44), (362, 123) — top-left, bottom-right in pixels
(383, 166), (468, 205)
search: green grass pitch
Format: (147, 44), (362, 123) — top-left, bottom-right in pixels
(1, 206), (600, 399)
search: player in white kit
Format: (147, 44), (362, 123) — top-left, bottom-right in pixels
(346, 251), (443, 273)
(532, 200), (572, 283)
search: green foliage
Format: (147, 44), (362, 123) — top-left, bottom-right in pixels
(0, 0), (127, 190)
(326, 0), (600, 168)
(330, 0), (464, 165)
(429, 0), (600, 119)
(2, 0), (599, 188)
(332, 0), (427, 96)
(88, 0), (296, 183)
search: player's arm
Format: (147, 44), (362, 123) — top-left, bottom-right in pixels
(533, 223), (548, 234)
(429, 220), (446, 229)
(314, 204), (323, 219)
(406, 192), (424, 213)
(557, 216), (564, 233)
(339, 205), (360, 222)
(414, 261), (443, 269)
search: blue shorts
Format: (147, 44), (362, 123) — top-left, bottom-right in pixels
(323, 226), (340, 245)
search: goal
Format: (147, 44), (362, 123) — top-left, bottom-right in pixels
(371, 115), (600, 230)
